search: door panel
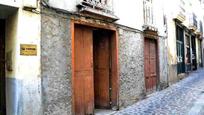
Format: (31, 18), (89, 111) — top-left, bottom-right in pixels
(144, 38), (157, 93)
(144, 39), (150, 90)
(0, 19), (5, 115)
(93, 31), (110, 109)
(74, 25), (94, 115)
(149, 40), (157, 90)
(176, 25), (185, 74)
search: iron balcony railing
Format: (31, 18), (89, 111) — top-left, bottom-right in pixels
(79, 0), (113, 14)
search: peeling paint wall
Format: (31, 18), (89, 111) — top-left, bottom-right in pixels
(41, 8), (72, 115)
(118, 27), (145, 108)
(165, 14), (178, 84)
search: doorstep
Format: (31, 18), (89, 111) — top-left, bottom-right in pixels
(95, 109), (117, 115)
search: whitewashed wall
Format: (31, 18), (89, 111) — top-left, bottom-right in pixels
(0, 0), (20, 7)
(114, 0), (144, 30)
(48, 0), (77, 12)
(153, 0), (165, 36)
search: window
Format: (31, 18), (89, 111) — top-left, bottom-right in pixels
(144, 0), (153, 25)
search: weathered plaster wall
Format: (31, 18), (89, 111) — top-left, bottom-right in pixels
(17, 8), (41, 115)
(158, 37), (169, 89)
(118, 27), (145, 108)
(5, 4), (42, 114)
(41, 8), (72, 115)
(166, 15), (178, 84)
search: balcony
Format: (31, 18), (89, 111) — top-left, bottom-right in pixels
(143, 0), (157, 31)
(77, 0), (118, 21)
(189, 13), (197, 31)
(173, 0), (186, 22)
(143, 0), (153, 25)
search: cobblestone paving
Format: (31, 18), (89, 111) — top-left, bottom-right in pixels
(115, 69), (204, 115)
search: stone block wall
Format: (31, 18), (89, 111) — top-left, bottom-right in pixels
(41, 7), (158, 114)
(118, 27), (145, 108)
(41, 8), (72, 115)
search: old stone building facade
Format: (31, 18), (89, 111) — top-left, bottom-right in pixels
(164, 0), (204, 84)
(40, 0), (169, 114)
(0, 0), (203, 115)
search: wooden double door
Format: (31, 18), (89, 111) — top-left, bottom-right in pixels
(73, 25), (118, 115)
(144, 38), (158, 93)
(0, 19), (6, 115)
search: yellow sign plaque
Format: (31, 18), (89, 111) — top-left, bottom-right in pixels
(20, 44), (37, 56)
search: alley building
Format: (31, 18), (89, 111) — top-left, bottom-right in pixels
(0, 0), (203, 115)
(40, 0), (168, 114)
(164, 0), (204, 84)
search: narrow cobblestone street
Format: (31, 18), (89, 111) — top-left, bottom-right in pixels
(115, 69), (204, 115)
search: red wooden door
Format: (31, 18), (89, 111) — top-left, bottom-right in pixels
(93, 31), (110, 109)
(74, 25), (94, 115)
(0, 19), (6, 115)
(144, 38), (157, 93)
